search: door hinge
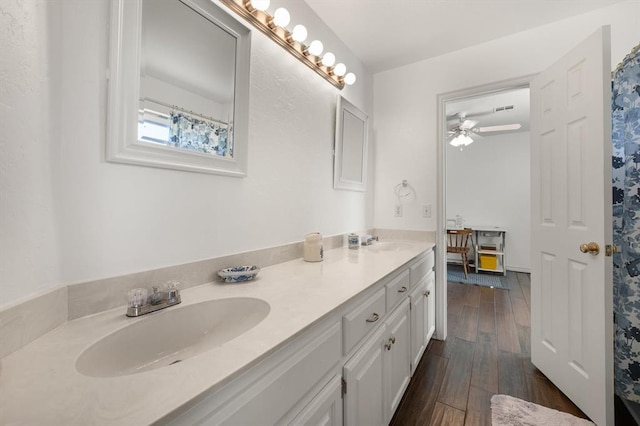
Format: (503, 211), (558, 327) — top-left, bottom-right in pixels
(341, 378), (347, 396)
(605, 244), (618, 257)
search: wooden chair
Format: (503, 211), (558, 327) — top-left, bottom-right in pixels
(447, 228), (472, 278)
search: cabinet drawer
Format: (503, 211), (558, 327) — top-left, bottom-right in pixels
(410, 250), (434, 287)
(343, 288), (386, 355)
(385, 269), (410, 310)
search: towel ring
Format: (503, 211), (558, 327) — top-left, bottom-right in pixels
(394, 180), (414, 198)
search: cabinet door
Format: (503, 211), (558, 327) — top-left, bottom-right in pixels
(425, 271), (436, 342)
(343, 324), (387, 426)
(383, 298), (411, 424)
(289, 374), (343, 426)
(409, 279), (427, 374)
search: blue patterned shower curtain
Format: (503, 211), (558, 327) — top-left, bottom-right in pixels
(612, 44), (640, 404)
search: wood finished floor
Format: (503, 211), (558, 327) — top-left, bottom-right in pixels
(391, 271), (589, 426)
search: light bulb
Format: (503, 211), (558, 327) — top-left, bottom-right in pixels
(450, 134), (474, 147)
(333, 63), (346, 76)
(344, 72), (356, 85)
(291, 24), (307, 42)
(321, 52), (336, 67)
(450, 135), (464, 147)
(272, 8), (290, 27)
(307, 40), (323, 56)
(250, 0), (270, 11)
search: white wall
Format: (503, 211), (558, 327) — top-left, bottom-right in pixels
(373, 1), (640, 232)
(446, 132), (531, 271)
(0, 1), (63, 306)
(0, 0), (372, 307)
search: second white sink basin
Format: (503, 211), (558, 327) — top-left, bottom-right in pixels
(76, 297), (270, 377)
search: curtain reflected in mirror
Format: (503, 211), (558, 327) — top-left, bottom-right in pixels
(138, 0), (236, 158)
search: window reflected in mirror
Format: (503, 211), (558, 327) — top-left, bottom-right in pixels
(138, 0), (236, 158)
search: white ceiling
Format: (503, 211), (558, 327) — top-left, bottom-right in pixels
(304, 0), (624, 73)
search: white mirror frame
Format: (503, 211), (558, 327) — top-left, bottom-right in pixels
(106, 0), (250, 176)
(333, 96), (368, 191)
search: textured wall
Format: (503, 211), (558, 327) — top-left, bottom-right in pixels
(0, 0), (372, 307)
(0, 1), (63, 306)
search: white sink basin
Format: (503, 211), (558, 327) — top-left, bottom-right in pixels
(76, 297), (270, 377)
(369, 242), (413, 252)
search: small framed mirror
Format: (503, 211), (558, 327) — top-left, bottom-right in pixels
(107, 0), (250, 176)
(334, 96), (368, 191)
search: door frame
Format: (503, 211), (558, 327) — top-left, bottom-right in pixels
(434, 75), (534, 340)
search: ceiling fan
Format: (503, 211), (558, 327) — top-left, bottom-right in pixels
(447, 112), (522, 148)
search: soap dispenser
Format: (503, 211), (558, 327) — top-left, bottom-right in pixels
(303, 232), (323, 262)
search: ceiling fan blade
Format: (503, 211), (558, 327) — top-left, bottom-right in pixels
(477, 123), (522, 133)
(460, 119), (478, 130)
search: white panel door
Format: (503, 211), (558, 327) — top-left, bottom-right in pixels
(530, 26), (613, 426)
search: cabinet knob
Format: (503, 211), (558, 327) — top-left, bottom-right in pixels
(365, 313), (379, 323)
(423, 290), (430, 297)
(398, 286), (408, 293)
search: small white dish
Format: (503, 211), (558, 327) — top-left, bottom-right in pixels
(218, 266), (261, 283)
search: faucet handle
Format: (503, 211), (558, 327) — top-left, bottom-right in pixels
(165, 280), (181, 299)
(128, 288), (148, 308)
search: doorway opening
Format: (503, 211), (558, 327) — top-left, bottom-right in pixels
(444, 86), (531, 288)
(434, 75), (533, 342)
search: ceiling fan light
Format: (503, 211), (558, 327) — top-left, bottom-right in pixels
(450, 134), (474, 147)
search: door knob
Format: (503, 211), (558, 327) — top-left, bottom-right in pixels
(579, 242), (600, 256)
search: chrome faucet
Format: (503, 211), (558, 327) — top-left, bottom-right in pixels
(126, 281), (181, 317)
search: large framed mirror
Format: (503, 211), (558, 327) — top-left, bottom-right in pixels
(333, 96), (368, 191)
(107, 0), (250, 176)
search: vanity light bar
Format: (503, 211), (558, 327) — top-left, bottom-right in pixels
(219, 0), (352, 90)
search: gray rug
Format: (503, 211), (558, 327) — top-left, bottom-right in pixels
(491, 394), (594, 425)
(447, 265), (510, 289)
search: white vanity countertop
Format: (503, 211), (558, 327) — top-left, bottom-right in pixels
(0, 240), (434, 425)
